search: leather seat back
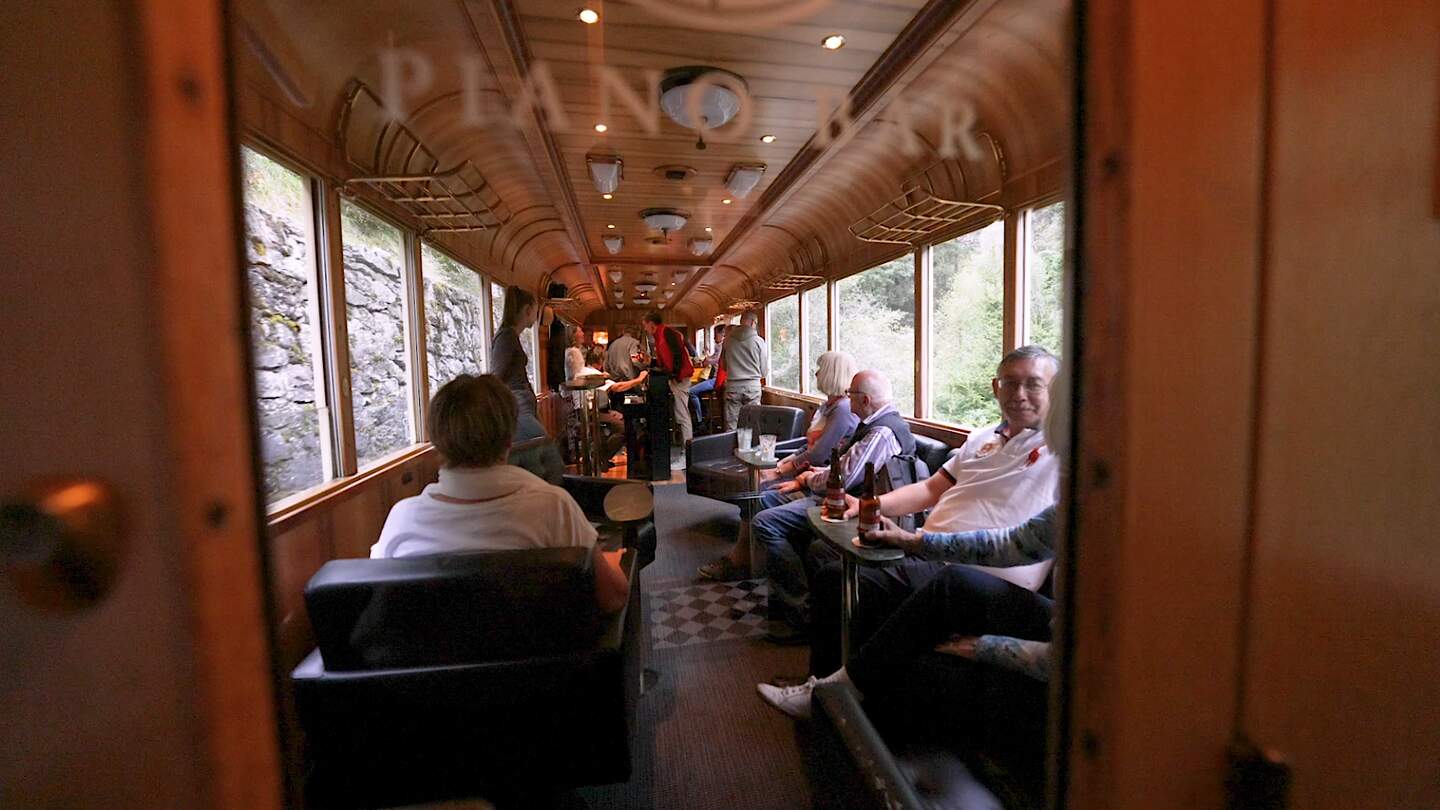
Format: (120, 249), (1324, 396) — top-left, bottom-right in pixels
(306, 547), (600, 672)
(740, 404), (806, 440)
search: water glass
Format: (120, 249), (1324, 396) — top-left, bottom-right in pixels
(759, 434), (777, 460)
(737, 426), (753, 450)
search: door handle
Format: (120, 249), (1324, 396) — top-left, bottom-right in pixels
(0, 478), (124, 612)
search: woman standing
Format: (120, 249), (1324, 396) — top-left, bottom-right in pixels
(489, 286), (538, 417)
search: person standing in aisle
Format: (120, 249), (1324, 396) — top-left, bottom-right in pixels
(720, 309), (768, 430)
(642, 311), (695, 445)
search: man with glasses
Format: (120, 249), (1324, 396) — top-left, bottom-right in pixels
(751, 369), (917, 644)
(801, 345), (1062, 676)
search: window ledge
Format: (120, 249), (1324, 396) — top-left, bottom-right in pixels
(265, 443), (436, 533)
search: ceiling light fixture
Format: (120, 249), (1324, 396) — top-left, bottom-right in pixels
(607, 223), (616, 229)
(639, 207), (690, 237)
(821, 34), (846, 50)
(594, 123), (608, 133)
(587, 155), (622, 194)
(689, 237), (713, 256)
(721, 198), (732, 205)
(725, 163), (767, 198)
(635, 279), (658, 294)
(603, 235), (623, 255)
(704, 226), (713, 233)
(602, 193), (613, 200)
(760, 134), (777, 144)
(659, 66), (748, 151)
(578, 7), (599, 24)
(607, 269), (623, 283)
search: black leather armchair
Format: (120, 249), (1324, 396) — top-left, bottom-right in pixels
(685, 404), (807, 503)
(292, 547), (642, 809)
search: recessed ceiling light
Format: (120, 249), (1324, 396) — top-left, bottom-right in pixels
(602, 193), (613, 200)
(760, 134), (777, 144)
(705, 226), (713, 232)
(594, 123), (608, 133)
(607, 223), (616, 229)
(820, 34), (846, 50)
(721, 198), (732, 205)
(578, 8), (599, 24)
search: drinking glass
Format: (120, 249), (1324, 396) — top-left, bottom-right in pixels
(737, 426), (753, 450)
(759, 434), (777, 460)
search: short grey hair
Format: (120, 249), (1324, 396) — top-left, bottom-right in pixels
(998, 344), (1060, 376)
(740, 309), (759, 326)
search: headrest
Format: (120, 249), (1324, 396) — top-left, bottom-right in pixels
(304, 547), (598, 671)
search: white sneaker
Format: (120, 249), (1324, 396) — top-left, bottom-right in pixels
(757, 676), (819, 719)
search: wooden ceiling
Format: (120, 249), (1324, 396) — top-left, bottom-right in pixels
(233, 0), (1069, 323)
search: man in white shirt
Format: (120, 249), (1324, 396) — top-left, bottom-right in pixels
(370, 373), (629, 613)
(806, 345), (1061, 673)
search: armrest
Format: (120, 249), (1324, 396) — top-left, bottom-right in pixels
(812, 683), (926, 809)
(688, 431), (738, 464)
(775, 436), (807, 455)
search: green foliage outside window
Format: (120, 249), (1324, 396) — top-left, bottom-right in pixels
(931, 221), (1004, 427)
(1026, 201), (1065, 356)
(837, 255), (915, 414)
(767, 295), (800, 390)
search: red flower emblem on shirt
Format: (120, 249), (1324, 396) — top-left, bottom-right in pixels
(1027, 447), (1043, 467)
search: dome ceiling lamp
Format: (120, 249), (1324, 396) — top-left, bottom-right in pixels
(659, 66), (748, 151)
(603, 235), (624, 255)
(639, 207), (690, 240)
(689, 237), (713, 256)
(607, 268), (623, 283)
(634, 278), (658, 294)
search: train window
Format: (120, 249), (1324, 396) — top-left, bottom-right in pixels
(929, 220), (1005, 427)
(1025, 201), (1066, 354)
(803, 285), (828, 395)
(489, 280), (504, 339)
(421, 243), (487, 395)
(239, 146), (332, 505)
(767, 294), (801, 391)
(339, 201), (415, 469)
(837, 255), (916, 414)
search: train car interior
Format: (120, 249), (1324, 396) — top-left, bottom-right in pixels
(2, 0), (1438, 808)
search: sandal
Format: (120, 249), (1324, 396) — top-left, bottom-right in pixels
(697, 557), (750, 582)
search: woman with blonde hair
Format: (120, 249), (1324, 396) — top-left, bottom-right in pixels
(697, 350), (861, 581)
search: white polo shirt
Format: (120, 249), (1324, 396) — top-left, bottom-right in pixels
(923, 423), (1059, 590)
(370, 464), (597, 559)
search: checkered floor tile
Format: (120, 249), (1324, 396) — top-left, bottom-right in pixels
(650, 579), (769, 649)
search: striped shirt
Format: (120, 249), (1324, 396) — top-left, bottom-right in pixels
(805, 403), (905, 495)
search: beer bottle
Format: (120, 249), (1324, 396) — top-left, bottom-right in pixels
(822, 447), (846, 521)
(857, 462), (881, 540)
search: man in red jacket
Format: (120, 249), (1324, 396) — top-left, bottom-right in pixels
(643, 310), (695, 444)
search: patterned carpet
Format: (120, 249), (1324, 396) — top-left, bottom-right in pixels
(649, 579), (769, 649)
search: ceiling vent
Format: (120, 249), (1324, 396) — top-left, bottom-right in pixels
(652, 164), (698, 182)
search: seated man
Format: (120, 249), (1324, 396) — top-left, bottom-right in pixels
(575, 346), (648, 464)
(688, 323), (726, 426)
(370, 373), (629, 613)
(806, 346), (1060, 674)
(758, 368), (1070, 776)
(751, 369), (915, 643)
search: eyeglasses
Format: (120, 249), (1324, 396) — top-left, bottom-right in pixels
(995, 378), (1049, 394)
(844, 389), (868, 398)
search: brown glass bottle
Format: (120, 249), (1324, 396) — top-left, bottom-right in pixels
(857, 461), (881, 540)
(822, 447), (846, 521)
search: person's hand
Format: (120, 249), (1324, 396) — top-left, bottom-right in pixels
(934, 635), (980, 658)
(776, 478), (803, 495)
(841, 493), (861, 519)
(758, 468), (781, 483)
(865, 516), (922, 554)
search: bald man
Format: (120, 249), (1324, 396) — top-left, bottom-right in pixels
(750, 369), (917, 644)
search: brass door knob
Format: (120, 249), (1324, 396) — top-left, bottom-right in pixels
(1, 478), (124, 612)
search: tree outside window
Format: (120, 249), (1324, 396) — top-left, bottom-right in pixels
(837, 255), (915, 414)
(767, 294), (800, 391)
(930, 220), (1004, 427)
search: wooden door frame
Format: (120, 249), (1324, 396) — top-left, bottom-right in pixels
(136, 0), (284, 806)
(1059, 0), (1268, 807)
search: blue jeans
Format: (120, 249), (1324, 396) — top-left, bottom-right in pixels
(751, 492), (825, 625)
(688, 377), (716, 421)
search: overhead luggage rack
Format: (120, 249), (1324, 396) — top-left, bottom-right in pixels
(336, 80), (511, 234)
(848, 134), (1007, 246)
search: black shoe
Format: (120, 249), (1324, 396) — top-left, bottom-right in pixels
(763, 622), (810, 646)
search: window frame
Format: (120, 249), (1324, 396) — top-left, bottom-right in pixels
(764, 292), (802, 393)
(238, 141), (342, 511)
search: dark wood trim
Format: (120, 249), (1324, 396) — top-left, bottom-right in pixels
(136, 0), (283, 805)
(266, 444), (437, 534)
